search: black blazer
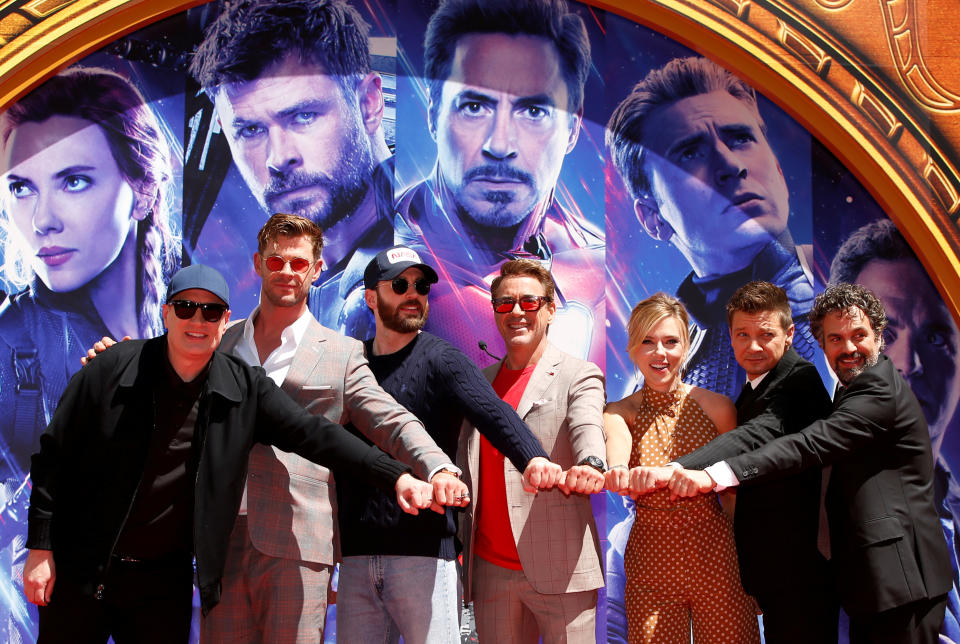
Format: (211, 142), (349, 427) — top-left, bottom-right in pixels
(677, 348), (832, 597)
(727, 355), (952, 615)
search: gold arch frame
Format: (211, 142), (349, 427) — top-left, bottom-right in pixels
(0, 0), (958, 318)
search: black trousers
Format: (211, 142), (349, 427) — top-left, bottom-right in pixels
(758, 582), (840, 644)
(849, 595), (948, 644)
(37, 555), (193, 644)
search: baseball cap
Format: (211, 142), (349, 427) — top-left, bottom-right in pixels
(167, 264), (230, 307)
(363, 245), (439, 290)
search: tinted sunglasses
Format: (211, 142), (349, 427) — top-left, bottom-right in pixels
(391, 277), (431, 296)
(168, 300), (229, 323)
(492, 295), (552, 314)
(264, 255), (312, 273)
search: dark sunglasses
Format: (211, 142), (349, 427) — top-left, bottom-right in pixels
(390, 277), (431, 296)
(492, 295), (552, 314)
(168, 300), (229, 323)
(264, 255), (312, 273)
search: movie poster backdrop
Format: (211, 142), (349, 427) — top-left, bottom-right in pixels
(0, 1), (957, 643)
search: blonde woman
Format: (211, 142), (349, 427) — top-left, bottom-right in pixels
(604, 293), (758, 643)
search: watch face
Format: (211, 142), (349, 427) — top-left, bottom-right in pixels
(580, 456), (605, 472)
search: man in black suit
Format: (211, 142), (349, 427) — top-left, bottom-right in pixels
(669, 281), (836, 643)
(667, 283), (951, 644)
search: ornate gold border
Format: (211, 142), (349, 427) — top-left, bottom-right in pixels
(0, 0), (958, 320)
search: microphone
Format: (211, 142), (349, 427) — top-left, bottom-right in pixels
(478, 341), (502, 362)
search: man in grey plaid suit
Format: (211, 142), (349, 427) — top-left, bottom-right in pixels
(459, 259), (607, 642)
(207, 214), (468, 642)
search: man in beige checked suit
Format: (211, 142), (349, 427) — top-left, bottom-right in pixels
(205, 214), (468, 642)
(459, 259), (607, 642)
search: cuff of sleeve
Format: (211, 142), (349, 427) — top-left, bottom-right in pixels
(27, 518), (53, 550)
(364, 448), (413, 492)
(705, 462), (739, 492)
(427, 463), (462, 480)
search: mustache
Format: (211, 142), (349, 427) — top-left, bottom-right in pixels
(838, 351), (866, 363)
(264, 170), (335, 206)
(464, 163), (534, 186)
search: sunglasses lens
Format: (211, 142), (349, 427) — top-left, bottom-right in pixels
(414, 279), (431, 295)
(264, 256), (284, 271)
(391, 278), (408, 295)
(289, 258), (311, 272)
(173, 301), (197, 319)
(200, 305), (226, 323)
(493, 298), (515, 313)
(520, 297), (541, 311)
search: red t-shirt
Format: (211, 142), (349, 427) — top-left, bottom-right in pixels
(474, 363), (536, 570)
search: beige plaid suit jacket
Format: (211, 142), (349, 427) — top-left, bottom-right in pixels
(459, 342), (606, 600)
(220, 317), (450, 566)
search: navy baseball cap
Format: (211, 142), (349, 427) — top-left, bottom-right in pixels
(167, 264), (230, 307)
(363, 246), (439, 290)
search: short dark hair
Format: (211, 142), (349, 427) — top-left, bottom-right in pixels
(190, 0), (371, 96)
(809, 283), (887, 344)
(607, 56), (763, 200)
(256, 213), (324, 260)
(423, 0), (590, 130)
(726, 281), (792, 331)
(491, 259), (556, 301)
(829, 218), (916, 284)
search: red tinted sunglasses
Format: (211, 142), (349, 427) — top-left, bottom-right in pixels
(264, 255), (312, 273)
(492, 295), (552, 314)
(168, 300), (229, 323)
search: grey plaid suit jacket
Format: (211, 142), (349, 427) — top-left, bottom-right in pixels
(220, 317), (450, 566)
(459, 342), (606, 599)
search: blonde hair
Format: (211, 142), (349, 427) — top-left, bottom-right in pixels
(626, 292), (691, 363)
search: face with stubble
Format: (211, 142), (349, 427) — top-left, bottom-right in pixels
(214, 55), (375, 230)
(431, 33), (580, 231)
(253, 233), (322, 309)
(372, 267), (430, 333)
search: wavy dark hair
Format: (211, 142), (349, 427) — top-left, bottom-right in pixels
(809, 283), (887, 349)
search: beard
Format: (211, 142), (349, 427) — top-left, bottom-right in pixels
(262, 118), (374, 230)
(262, 276), (310, 309)
(378, 297), (428, 333)
(834, 349), (880, 385)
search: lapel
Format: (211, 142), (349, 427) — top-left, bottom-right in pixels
(219, 319), (245, 356)
(739, 347), (800, 414)
(279, 317), (327, 396)
(515, 342), (563, 419)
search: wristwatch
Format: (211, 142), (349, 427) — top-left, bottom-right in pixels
(577, 455), (606, 473)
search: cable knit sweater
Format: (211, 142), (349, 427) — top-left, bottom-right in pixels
(336, 332), (547, 559)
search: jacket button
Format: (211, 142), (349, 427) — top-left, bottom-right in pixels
(742, 470), (750, 477)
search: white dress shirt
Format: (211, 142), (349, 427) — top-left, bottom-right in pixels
(234, 307), (314, 514)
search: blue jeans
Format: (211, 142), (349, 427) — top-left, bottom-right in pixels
(337, 555), (461, 644)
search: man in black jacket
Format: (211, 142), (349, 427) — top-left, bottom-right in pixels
(667, 283), (951, 644)
(673, 281), (837, 642)
(21, 264), (435, 644)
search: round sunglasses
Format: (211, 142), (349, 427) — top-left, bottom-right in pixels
(168, 299), (229, 323)
(264, 255), (312, 273)
(390, 276), (431, 296)
(491, 295), (552, 314)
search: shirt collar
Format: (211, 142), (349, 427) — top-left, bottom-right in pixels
(242, 305), (314, 360)
(747, 371), (769, 389)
